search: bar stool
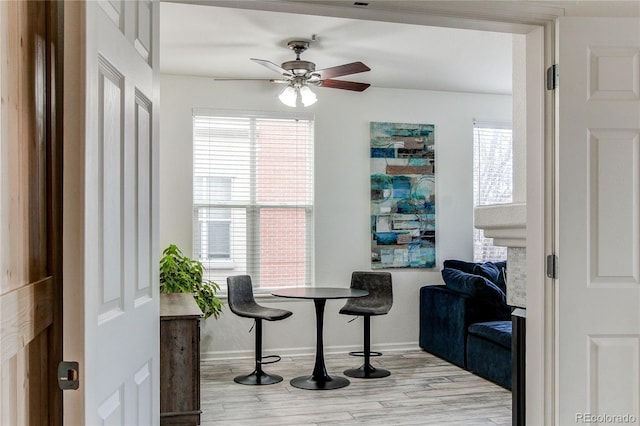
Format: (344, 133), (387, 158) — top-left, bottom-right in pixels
(227, 275), (293, 385)
(339, 271), (393, 378)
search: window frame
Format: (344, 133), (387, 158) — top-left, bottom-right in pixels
(192, 109), (315, 290)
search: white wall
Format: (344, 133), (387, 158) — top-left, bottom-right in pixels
(160, 74), (511, 359)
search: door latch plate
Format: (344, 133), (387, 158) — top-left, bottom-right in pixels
(58, 361), (80, 390)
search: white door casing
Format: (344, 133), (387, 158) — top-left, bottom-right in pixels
(63, 1), (160, 424)
(557, 17), (640, 425)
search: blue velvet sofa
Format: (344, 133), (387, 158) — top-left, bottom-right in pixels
(419, 260), (512, 389)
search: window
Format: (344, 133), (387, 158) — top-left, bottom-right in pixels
(193, 110), (314, 290)
(473, 120), (513, 262)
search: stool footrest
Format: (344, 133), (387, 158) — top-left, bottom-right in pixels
(348, 350), (382, 358)
(258, 355), (281, 365)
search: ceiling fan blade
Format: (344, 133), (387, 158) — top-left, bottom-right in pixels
(320, 79), (371, 92)
(315, 61), (370, 79)
(250, 58), (293, 77)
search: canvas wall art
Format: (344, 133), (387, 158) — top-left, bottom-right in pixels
(370, 121), (436, 269)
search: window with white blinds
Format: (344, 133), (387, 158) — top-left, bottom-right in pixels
(192, 109), (314, 290)
(473, 120), (513, 262)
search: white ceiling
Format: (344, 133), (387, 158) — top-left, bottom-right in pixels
(160, 0), (639, 95)
(160, 2), (514, 95)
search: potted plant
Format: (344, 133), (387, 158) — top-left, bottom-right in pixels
(159, 244), (223, 319)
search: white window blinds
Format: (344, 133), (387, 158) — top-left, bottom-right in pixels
(473, 120), (513, 262)
(192, 110), (314, 290)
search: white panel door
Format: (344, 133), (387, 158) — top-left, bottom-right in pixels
(557, 17), (640, 425)
(63, 1), (159, 424)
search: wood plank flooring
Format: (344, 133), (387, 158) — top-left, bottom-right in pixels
(200, 350), (511, 425)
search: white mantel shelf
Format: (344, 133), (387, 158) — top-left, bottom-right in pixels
(473, 202), (526, 248)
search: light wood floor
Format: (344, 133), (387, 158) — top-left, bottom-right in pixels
(200, 350), (511, 425)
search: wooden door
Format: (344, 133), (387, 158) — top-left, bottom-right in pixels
(557, 17), (640, 424)
(62, 1), (160, 424)
(0, 0), (63, 424)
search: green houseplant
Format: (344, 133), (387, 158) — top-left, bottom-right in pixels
(159, 244), (223, 319)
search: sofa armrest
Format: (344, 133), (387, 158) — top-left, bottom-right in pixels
(419, 285), (510, 368)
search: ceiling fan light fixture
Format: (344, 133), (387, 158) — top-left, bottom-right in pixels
(278, 85), (297, 107)
(299, 85), (317, 106)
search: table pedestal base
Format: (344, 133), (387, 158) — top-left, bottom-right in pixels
(290, 374), (350, 390)
(270, 289), (368, 391)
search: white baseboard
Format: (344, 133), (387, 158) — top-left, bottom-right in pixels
(201, 341), (420, 362)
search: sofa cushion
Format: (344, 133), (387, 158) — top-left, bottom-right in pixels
(443, 259), (507, 292)
(468, 321), (512, 349)
(467, 333), (512, 389)
(442, 268), (507, 307)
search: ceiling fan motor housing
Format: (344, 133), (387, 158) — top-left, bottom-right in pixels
(282, 60), (316, 76)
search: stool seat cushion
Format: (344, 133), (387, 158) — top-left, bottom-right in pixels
(339, 304), (389, 316)
(231, 303), (292, 321)
(467, 321), (512, 350)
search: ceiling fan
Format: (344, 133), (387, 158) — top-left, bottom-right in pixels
(223, 40), (371, 107)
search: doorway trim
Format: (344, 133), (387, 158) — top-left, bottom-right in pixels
(188, 1), (557, 424)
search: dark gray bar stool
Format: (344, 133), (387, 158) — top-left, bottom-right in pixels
(339, 271), (393, 378)
(227, 275), (293, 385)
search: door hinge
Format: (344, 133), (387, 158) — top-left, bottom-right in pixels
(546, 254), (558, 279)
(58, 361), (80, 390)
(546, 64), (558, 90)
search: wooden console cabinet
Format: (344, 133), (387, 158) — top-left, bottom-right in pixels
(160, 293), (203, 425)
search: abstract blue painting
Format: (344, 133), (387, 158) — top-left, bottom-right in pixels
(370, 122), (436, 269)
